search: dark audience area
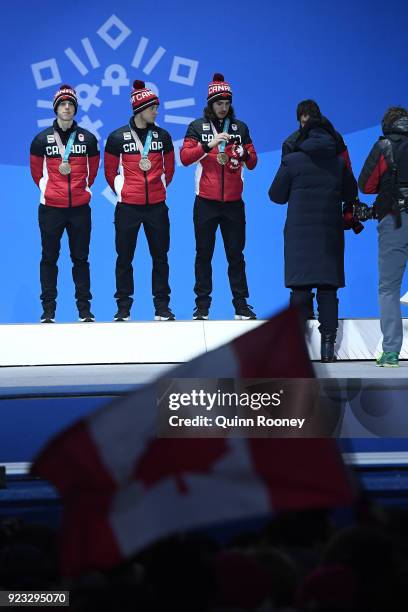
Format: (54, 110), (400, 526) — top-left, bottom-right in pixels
(1, 504), (408, 611)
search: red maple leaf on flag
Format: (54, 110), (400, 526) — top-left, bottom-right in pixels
(134, 438), (229, 494)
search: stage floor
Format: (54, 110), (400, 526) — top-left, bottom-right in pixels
(2, 318), (408, 366)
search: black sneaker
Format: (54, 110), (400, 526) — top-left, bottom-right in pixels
(234, 304), (257, 320)
(40, 309), (55, 323)
(78, 310), (95, 322)
(193, 306), (209, 320)
(114, 307), (130, 322)
(154, 307), (175, 321)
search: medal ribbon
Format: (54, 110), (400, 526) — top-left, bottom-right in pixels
(211, 118), (230, 153)
(129, 126), (153, 160)
(54, 130), (77, 164)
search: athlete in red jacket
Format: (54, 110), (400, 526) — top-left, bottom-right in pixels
(30, 85), (99, 323)
(180, 73), (257, 320)
(105, 81), (175, 321)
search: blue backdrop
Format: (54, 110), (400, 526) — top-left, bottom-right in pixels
(1, 0), (408, 323)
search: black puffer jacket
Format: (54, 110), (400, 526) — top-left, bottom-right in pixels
(269, 127), (358, 288)
(358, 116), (408, 220)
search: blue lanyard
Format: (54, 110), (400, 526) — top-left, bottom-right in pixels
(130, 124), (154, 158)
(63, 131), (77, 162)
(142, 130), (153, 158)
(218, 118), (230, 153)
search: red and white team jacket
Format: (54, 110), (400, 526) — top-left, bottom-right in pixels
(180, 117), (257, 202)
(104, 118), (175, 205)
(30, 120), (99, 207)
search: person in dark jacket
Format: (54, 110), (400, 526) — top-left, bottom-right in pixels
(282, 100), (360, 320)
(269, 118), (358, 362)
(282, 100), (352, 169)
(359, 106), (408, 367)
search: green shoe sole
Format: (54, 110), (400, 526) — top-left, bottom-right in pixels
(376, 361), (399, 368)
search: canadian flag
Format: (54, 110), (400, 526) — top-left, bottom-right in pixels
(31, 308), (354, 577)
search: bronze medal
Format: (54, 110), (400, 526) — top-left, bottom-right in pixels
(217, 152), (228, 166)
(59, 161), (71, 175)
(139, 158), (152, 172)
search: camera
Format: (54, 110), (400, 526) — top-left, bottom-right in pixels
(352, 201), (376, 221)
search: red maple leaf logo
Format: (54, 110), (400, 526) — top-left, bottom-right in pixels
(134, 438), (228, 494)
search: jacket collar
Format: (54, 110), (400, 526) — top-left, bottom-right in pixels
(129, 116), (154, 131)
(53, 119), (77, 136)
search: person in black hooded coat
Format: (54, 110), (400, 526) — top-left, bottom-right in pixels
(268, 118), (358, 361)
(282, 99), (353, 171)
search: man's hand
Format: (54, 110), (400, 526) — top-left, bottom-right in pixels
(208, 132), (230, 149)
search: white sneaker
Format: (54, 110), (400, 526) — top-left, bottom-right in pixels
(400, 291), (408, 305)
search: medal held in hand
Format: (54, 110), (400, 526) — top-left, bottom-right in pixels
(59, 161), (71, 175)
(139, 157), (152, 172)
(213, 117), (231, 166)
(54, 130), (77, 177)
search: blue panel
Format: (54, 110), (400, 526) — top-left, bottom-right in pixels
(2, 0), (408, 163)
(0, 396), (113, 462)
(339, 438), (408, 453)
(2, 393), (408, 464)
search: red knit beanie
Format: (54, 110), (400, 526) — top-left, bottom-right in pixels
(207, 73), (232, 104)
(131, 80), (160, 114)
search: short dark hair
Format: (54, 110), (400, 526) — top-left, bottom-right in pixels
(296, 99), (321, 122)
(382, 106), (408, 130)
(203, 103), (236, 122)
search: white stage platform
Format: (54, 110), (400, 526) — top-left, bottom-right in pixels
(1, 318), (408, 367)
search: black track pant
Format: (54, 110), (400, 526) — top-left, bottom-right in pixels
(193, 196), (249, 309)
(114, 202), (170, 310)
(38, 204), (92, 312)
